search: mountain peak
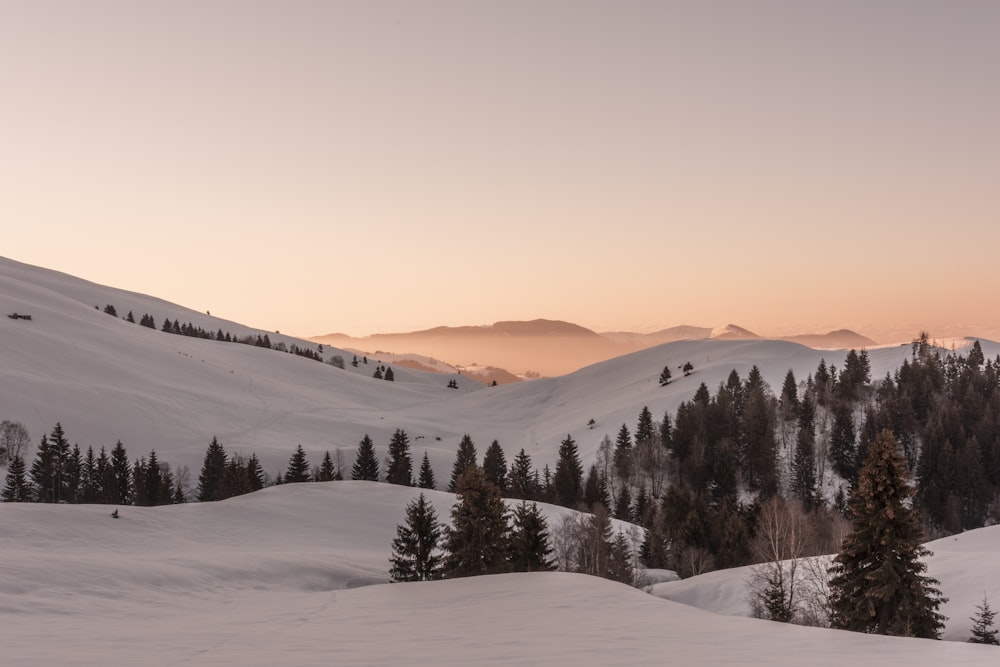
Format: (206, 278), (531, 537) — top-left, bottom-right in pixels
(710, 324), (761, 340)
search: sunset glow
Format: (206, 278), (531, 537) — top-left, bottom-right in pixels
(2, 2), (998, 343)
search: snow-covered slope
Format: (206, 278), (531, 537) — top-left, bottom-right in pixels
(2, 255), (998, 481)
(2, 483), (999, 665)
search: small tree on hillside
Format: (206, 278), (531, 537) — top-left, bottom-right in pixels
(285, 445), (311, 483)
(659, 366), (672, 386)
(198, 437), (229, 502)
(352, 435), (380, 481)
(417, 451), (436, 490)
(828, 430), (947, 638)
(448, 434), (478, 492)
(389, 493), (443, 582)
(385, 429), (413, 486)
(969, 594), (999, 645)
(508, 501), (556, 572)
(2, 454), (32, 502)
(553, 434), (584, 509)
(482, 440), (508, 493)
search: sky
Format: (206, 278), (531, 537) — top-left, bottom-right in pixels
(2, 1), (998, 342)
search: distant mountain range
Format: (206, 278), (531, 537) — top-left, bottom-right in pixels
(311, 320), (878, 379)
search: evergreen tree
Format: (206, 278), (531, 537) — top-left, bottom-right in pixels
(791, 392), (819, 510)
(442, 466), (510, 578)
(969, 594), (999, 645)
(613, 423), (633, 486)
(198, 437), (229, 502)
(607, 531), (635, 585)
(2, 454), (32, 502)
(64, 443), (82, 503)
(385, 429), (413, 486)
(80, 446), (101, 503)
(508, 501), (556, 572)
(659, 365), (672, 386)
(828, 430), (947, 638)
(384, 366), (395, 381)
(317, 451), (336, 482)
(389, 493), (443, 582)
(352, 435), (380, 481)
(553, 434), (584, 508)
(448, 434), (478, 492)
(780, 369), (799, 420)
(482, 440), (508, 493)
(635, 407), (655, 448)
(285, 445), (311, 483)
(508, 448), (536, 500)
(417, 451), (436, 490)
(108, 440), (132, 505)
(830, 399), (857, 483)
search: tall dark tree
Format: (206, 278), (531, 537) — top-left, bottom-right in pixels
(741, 367), (777, 496)
(780, 370), (799, 421)
(828, 430), (947, 638)
(613, 423), (633, 486)
(385, 429), (413, 486)
(448, 434), (478, 492)
(791, 392), (819, 510)
(830, 399), (857, 483)
(635, 407), (655, 449)
(659, 365), (672, 386)
(2, 454), (32, 502)
(417, 451), (436, 490)
(508, 501), (556, 572)
(351, 435), (380, 481)
(285, 445), (311, 483)
(508, 448), (536, 500)
(317, 451), (336, 482)
(482, 440), (508, 493)
(389, 493), (443, 582)
(198, 437), (229, 502)
(108, 440), (132, 505)
(30, 425), (71, 503)
(553, 434), (584, 509)
(80, 446), (101, 503)
(442, 466), (510, 578)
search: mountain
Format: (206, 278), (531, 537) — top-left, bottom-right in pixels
(710, 323), (761, 340)
(782, 329), (878, 349)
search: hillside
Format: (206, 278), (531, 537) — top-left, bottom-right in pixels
(2, 256), (996, 484)
(2, 483), (1000, 664)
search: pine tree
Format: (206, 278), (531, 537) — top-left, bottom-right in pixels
(508, 501), (556, 572)
(80, 446), (101, 503)
(508, 448), (536, 500)
(607, 531), (635, 585)
(417, 451), (436, 490)
(285, 445), (311, 483)
(969, 594), (999, 644)
(385, 429), (413, 486)
(448, 434), (478, 492)
(791, 392), (818, 510)
(2, 454), (32, 502)
(553, 434), (584, 508)
(106, 441), (132, 505)
(384, 366), (395, 381)
(828, 430), (947, 638)
(442, 466), (510, 578)
(352, 435), (380, 481)
(317, 451), (336, 482)
(482, 440), (508, 493)
(659, 366), (672, 386)
(830, 399), (857, 483)
(198, 437), (229, 501)
(389, 493), (443, 582)
(613, 423), (633, 486)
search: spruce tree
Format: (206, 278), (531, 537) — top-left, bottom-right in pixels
(482, 440), (508, 493)
(285, 445), (311, 483)
(613, 424), (633, 485)
(352, 435), (380, 481)
(417, 451), (436, 490)
(791, 392), (818, 510)
(198, 437), (229, 502)
(553, 434), (584, 508)
(828, 430), (947, 638)
(448, 434), (478, 492)
(508, 501), (555, 572)
(2, 454), (32, 502)
(508, 448), (536, 500)
(969, 594), (999, 645)
(658, 366), (672, 386)
(385, 429), (413, 486)
(109, 440), (132, 505)
(389, 493), (443, 582)
(442, 466), (510, 578)
(317, 451), (336, 482)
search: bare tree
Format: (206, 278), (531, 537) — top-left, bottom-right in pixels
(0, 420), (31, 465)
(746, 498), (813, 622)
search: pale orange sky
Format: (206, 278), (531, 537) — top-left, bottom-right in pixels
(2, 1), (998, 343)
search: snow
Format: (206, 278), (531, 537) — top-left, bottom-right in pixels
(5, 255), (1000, 663)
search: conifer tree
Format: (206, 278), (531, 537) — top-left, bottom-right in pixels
(659, 366), (672, 386)
(80, 446), (101, 503)
(442, 466), (510, 578)
(285, 445), (311, 483)
(635, 407), (655, 449)
(791, 392), (819, 510)
(613, 423), (633, 486)
(553, 434), (584, 508)
(385, 429), (413, 486)
(508, 501), (556, 572)
(607, 531), (635, 585)
(448, 434), (478, 492)
(2, 454), (32, 502)
(828, 430), (947, 638)
(198, 437), (229, 502)
(830, 399), (857, 483)
(317, 451), (336, 482)
(389, 493), (443, 582)
(384, 366), (395, 381)
(482, 440), (508, 493)
(508, 448), (536, 500)
(969, 594), (999, 645)
(352, 435), (380, 481)
(417, 451), (436, 490)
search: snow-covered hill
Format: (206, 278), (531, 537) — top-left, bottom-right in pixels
(2, 255), (997, 482)
(2, 482), (999, 665)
